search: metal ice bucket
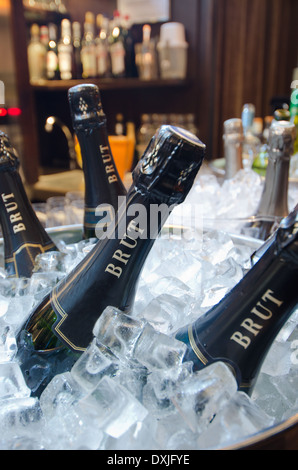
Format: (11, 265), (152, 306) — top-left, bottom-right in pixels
(1, 224), (297, 450)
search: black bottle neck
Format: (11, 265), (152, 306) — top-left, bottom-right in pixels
(0, 170), (56, 276)
(75, 122), (127, 237)
(47, 185), (173, 351)
(176, 227), (298, 394)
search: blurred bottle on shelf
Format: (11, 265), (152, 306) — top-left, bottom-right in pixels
(290, 80), (298, 155)
(223, 118), (244, 180)
(122, 15), (137, 78)
(135, 24), (157, 81)
(109, 10), (126, 78)
(81, 11), (97, 79)
(27, 23), (47, 81)
(95, 14), (111, 78)
(72, 21), (82, 79)
(40, 25), (49, 48)
(241, 103), (261, 169)
(46, 23), (59, 80)
(58, 18), (73, 80)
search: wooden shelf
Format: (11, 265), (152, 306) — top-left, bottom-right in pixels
(31, 78), (190, 92)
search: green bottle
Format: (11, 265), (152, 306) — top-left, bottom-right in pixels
(290, 86), (298, 155)
(16, 125), (206, 397)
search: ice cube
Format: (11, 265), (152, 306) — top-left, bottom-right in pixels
(0, 321), (17, 362)
(0, 361), (31, 400)
(105, 416), (161, 450)
(133, 324), (187, 370)
(170, 362), (238, 434)
(42, 403), (105, 450)
(40, 372), (86, 419)
(78, 376), (148, 438)
(71, 338), (119, 393)
(93, 306), (146, 358)
(142, 362), (193, 418)
(33, 251), (67, 273)
(269, 367), (298, 408)
(260, 340), (293, 377)
(196, 391), (274, 449)
(0, 295), (9, 318)
(3, 296), (35, 328)
(0, 397), (44, 437)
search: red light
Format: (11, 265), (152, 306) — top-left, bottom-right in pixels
(0, 108), (7, 117)
(8, 107), (22, 116)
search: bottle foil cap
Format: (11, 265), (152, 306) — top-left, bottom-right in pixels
(269, 120), (295, 159)
(133, 125), (206, 205)
(223, 118), (244, 142)
(0, 131), (19, 171)
(68, 84), (106, 130)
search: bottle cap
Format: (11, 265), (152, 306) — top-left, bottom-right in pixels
(133, 125), (205, 205)
(269, 120), (295, 161)
(0, 131), (19, 171)
(223, 118), (244, 141)
(68, 84), (106, 130)
(273, 108), (290, 121)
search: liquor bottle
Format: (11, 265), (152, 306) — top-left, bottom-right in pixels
(252, 116), (273, 176)
(68, 84), (127, 239)
(109, 10), (126, 78)
(241, 103), (260, 169)
(122, 14), (137, 78)
(290, 84), (298, 155)
(95, 14), (111, 78)
(58, 18), (73, 80)
(176, 204), (298, 395)
(245, 120), (295, 240)
(16, 125), (206, 396)
(72, 21), (83, 79)
(0, 132), (57, 278)
(27, 23), (47, 82)
(222, 118), (243, 180)
(81, 12), (97, 79)
(46, 23), (59, 80)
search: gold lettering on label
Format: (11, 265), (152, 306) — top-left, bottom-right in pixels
(105, 219), (145, 278)
(1, 193), (26, 232)
(230, 289), (283, 349)
(100, 145), (117, 183)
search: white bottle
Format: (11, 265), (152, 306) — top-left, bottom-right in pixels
(58, 18), (73, 80)
(81, 12), (97, 78)
(27, 23), (47, 82)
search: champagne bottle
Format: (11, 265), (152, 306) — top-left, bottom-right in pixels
(223, 118), (244, 180)
(244, 120), (295, 240)
(0, 132), (57, 277)
(16, 125), (206, 396)
(176, 204), (298, 395)
(68, 83), (127, 239)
